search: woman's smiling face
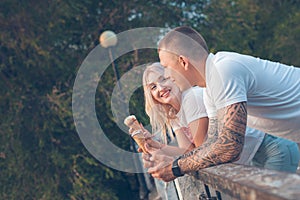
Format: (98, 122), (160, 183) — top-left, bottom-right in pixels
(146, 71), (181, 106)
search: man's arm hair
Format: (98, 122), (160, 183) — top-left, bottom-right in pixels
(178, 102), (247, 173)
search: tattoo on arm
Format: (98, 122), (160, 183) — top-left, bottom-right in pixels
(178, 102), (247, 173)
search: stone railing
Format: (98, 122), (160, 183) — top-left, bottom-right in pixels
(186, 163), (300, 200)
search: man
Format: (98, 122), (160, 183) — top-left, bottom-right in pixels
(143, 26), (300, 182)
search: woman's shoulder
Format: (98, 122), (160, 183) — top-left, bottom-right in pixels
(182, 86), (204, 100)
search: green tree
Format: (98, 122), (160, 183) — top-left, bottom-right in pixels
(201, 0), (300, 66)
(1, 0), (299, 199)
(0, 0), (208, 199)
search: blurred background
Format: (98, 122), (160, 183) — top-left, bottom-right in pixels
(0, 0), (299, 199)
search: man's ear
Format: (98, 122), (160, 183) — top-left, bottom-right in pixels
(178, 55), (189, 71)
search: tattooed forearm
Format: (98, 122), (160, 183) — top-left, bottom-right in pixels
(180, 118), (219, 159)
(178, 102), (247, 173)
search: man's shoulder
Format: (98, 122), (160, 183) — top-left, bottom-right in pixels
(214, 51), (244, 63)
(211, 51), (251, 73)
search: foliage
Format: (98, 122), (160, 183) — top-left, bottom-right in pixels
(201, 0), (300, 66)
(0, 0), (299, 199)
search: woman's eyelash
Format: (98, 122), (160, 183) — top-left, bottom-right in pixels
(150, 85), (156, 90)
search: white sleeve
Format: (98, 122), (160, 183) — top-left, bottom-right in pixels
(182, 87), (208, 124)
(210, 58), (249, 110)
(203, 88), (217, 118)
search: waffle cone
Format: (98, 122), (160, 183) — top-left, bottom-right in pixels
(132, 133), (147, 153)
(124, 115), (148, 153)
(129, 120), (142, 131)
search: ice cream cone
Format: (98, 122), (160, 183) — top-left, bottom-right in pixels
(132, 131), (147, 153)
(124, 115), (148, 153)
(124, 115), (141, 130)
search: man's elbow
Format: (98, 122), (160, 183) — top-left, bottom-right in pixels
(217, 142), (244, 164)
(226, 144), (243, 163)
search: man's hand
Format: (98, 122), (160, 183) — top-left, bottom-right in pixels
(140, 141), (165, 168)
(145, 143), (177, 182)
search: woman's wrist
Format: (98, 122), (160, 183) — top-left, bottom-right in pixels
(159, 143), (166, 149)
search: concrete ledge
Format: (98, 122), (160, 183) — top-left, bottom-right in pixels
(194, 163), (300, 200)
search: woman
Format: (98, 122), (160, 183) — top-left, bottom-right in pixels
(142, 63), (208, 154)
(141, 62), (209, 199)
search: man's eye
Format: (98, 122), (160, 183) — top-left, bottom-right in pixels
(162, 77), (170, 81)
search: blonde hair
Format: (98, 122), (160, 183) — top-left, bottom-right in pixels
(143, 62), (176, 143)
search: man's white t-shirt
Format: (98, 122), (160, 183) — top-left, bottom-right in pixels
(205, 52), (300, 142)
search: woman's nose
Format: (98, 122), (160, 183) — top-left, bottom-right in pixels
(157, 83), (165, 91)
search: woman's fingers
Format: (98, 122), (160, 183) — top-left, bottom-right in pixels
(137, 147), (143, 153)
(144, 142), (159, 154)
(128, 127), (134, 134)
(142, 153), (154, 168)
(142, 152), (151, 161)
(144, 139), (161, 150)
